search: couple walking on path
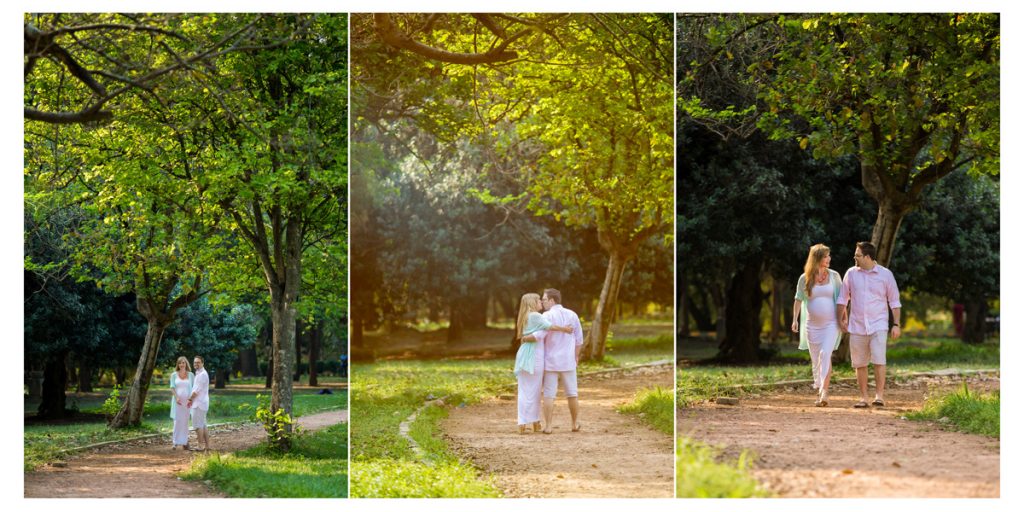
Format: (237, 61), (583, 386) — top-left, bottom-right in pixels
(513, 289), (585, 435)
(792, 241), (901, 408)
(169, 355), (211, 451)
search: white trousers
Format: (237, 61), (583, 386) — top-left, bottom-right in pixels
(808, 324), (837, 390)
(172, 401), (190, 446)
(517, 368), (544, 425)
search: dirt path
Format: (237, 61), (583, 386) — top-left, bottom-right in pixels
(442, 364), (674, 498)
(678, 375), (1000, 498)
(24, 409), (348, 498)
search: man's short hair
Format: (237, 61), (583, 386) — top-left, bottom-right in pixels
(543, 288), (561, 304)
(193, 355), (204, 363)
(856, 241), (876, 261)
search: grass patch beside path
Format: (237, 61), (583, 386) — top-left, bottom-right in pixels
(350, 359), (509, 498)
(24, 388), (346, 471)
(24, 423), (160, 472)
(907, 384), (1000, 438)
(617, 386), (673, 435)
(676, 437), (768, 498)
(183, 423), (347, 497)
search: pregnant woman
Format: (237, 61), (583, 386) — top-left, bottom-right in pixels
(170, 356), (194, 449)
(792, 243), (843, 407)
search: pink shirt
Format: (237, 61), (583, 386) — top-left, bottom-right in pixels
(837, 264), (901, 336)
(542, 305), (584, 372)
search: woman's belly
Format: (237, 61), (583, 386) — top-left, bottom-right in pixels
(807, 296), (836, 328)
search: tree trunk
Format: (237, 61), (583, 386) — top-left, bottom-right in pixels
(294, 318), (304, 382)
(459, 294), (489, 330)
(37, 350), (70, 419)
(239, 347), (259, 376)
(718, 261), (763, 363)
(710, 285), (727, 343)
(215, 368), (227, 389)
(447, 303), (463, 343)
(581, 250), (630, 361)
(962, 298), (988, 344)
(109, 317), (168, 428)
(309, 322), (320, 387)
(769, 277), (782, 344)
(678, 269), (688, 339)
(77, 358), (93, 393)
(269, 286), (297, 425)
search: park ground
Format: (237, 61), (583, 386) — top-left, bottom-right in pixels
(676, 336), (1000, 498)
(24, 379), (348, 498)
(350, 322), (674, 498)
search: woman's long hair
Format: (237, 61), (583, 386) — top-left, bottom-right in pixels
(515, 293), (542, 341)
(803, 243), (831, 297)
(175, 356), (192, 373)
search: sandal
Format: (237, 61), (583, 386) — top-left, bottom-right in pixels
(853, 401), (869, 408)
(518, 425), (528, 435)
(572, 422), (582, 432)
(872, 399), (885, 407)
(532, 421), (542, 432)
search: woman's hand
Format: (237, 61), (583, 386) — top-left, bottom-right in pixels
(791, 320), (799, 333)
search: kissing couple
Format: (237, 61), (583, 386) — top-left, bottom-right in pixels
(512, 288), (584, 435)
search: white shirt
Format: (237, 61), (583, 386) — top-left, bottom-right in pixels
(190, 368), (210, 411)
(542, 304), (584, 372)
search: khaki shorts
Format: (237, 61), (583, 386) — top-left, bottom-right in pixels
(850, 331), (887, 368)
(191, 407), (207, 429)
(543, 370), (578, 399)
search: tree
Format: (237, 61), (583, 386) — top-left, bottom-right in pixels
(201, 14), (348, 430)
(754, 13), (999, 266)
(356, 14), (674, 360)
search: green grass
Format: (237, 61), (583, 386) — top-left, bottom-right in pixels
(579, 334), (674, 371)
(676, 437), (768, 498)
(907, 384), (1000, 437)
(182, 423), (347, 497)
(24, 387), (346, 471)
(350, 359), (509, 497)
(23, 422), (161, 471)
(617, 385), (673, 435)
(678, 337), (999, 406)
(351, 334), (671, 497)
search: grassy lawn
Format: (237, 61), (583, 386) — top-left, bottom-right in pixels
(676, 437), (767, 498)
(24, 386), (346, 471)
(678, 337), (999, 406)
(907, 384), (1000, 437)
(182, 422), (347, 497)
(350, 359), (508, 498)
(617, 385), (673, 435)
(351, 333), (672, 497)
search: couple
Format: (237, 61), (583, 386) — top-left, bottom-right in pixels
(169, 355), (211, 451)
(513, 288), (584, 435)
(792, 242), (901, 408)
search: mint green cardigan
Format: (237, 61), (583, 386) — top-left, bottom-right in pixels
(514, 312), (552, 376)
(794, 269), (843, 350)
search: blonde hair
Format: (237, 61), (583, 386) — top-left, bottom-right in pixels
(803, 243), (830, 297)
(176, 356), (192, 373)
(515, 293), (542, 341)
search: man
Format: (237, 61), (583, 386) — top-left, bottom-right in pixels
(837, 242), (902, 408)
(540, 288), (584, 434)
(187, 355), (211, 451)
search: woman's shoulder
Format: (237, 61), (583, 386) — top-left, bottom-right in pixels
(528, 311), (544, 320)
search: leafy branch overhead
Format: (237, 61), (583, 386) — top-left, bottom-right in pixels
(24, 13), (312, 125)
